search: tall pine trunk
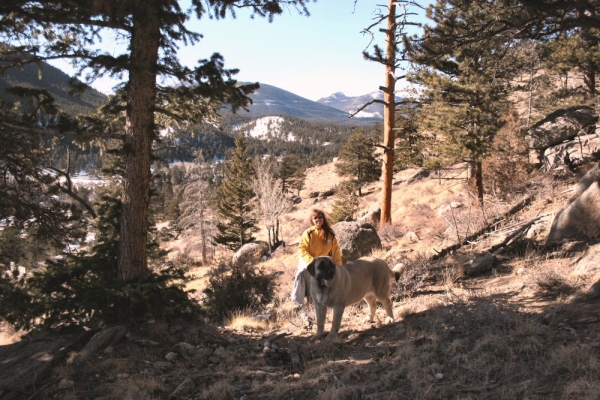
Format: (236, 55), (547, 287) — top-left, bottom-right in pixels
(380, 0), (397, 227)
(117, 2), (160, 282)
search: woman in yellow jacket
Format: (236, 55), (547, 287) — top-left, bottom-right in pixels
(291, 209), (343, 306)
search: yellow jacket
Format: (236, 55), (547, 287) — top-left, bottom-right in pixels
(298, 226), (343, 266)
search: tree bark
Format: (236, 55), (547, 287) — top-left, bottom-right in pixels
(380, 0), (397, 227)
(117, 2), (160, 282)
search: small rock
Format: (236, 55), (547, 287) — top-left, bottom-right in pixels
(153, 361), (174, 371)
(213, 346), (227, 356)
(177, 342), (195, 351)
(393, 263), (406, 273)
(406, 231), (420, 243)
(104, 346), (114, 355)
(165, 352), (178, 362)
(435, 372), (444, 380)
(207, 355), (220, 364)
(58, 379), (74, 390)
(516, 268), (525, 275)
(293, 373), (301, 379)
(117, 373), (129, 379)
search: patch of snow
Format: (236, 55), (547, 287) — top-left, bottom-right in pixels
(355, 111), (382, 119)
(236, 116), (286, 140)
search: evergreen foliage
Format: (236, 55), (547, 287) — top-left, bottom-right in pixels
(278, 154), (307, 195)
(202, 261), (278, 319)
(408, 0), (521, 203)
(395, 105), (425, 170)
(3, 185), (200, 330)
(330, 181), (360, 223)
(335, 130), (382, 196)
(0, 0), (312, 282)
(214, 135), (258, 251)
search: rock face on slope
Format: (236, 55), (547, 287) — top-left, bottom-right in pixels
(333, 221), (382, 262)
(526, 105), (596, 164)
(232, 241), (271, 266)
(546, 163), (600, 244)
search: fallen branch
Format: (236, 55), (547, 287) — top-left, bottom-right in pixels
(458, 383), (501, 393)
(488, 214), (550, 253)
(431, 195), (532, 261)
(263, 332), (289, 352)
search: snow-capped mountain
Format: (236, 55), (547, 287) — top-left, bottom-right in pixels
(316, 91), (401, 119)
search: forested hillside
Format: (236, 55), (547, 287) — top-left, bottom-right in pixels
(161, 114), (362, 165)
(0, 60), (107, 115)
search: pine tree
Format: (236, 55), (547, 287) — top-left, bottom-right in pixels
(543, 28), (600, 101)
(278, 154), (306, 196)
(335, 130), (382, 196)
(395, 104), (425, 170)
(214, 135), (258, 251)
(0, 0), (312, 283)
(331, 182), (360, 223)
(408, 0), (521, 204)
(361, 0), (424, 226)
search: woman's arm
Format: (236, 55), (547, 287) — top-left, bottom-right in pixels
(330, 237), (343, 266)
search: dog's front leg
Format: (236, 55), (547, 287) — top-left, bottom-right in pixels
(311, 303), (327, 341)
(327, 305), (345, 341)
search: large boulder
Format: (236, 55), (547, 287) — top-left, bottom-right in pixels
(0, 333), (72, 399)
(546, 164), (600, 245)
(231, 241), (270, 267)
(333, 221), (382, 262)
(543, 134), (600, 170)
(527, 105), (596, 164)
(357, 207), (381, 228)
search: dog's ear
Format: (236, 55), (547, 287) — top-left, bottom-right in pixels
(307, 259), (316, 277)
(326, 257), (336, 270)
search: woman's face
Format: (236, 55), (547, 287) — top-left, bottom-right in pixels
(312, 213), (324, 229)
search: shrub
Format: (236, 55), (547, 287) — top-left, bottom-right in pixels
(202, 261), (278, 319)
(1, 189), (201, 331)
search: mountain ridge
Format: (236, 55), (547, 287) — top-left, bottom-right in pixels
(240, 82), (382, 125)
(317, 91), (395, 119)
(0, 59), (383, 125)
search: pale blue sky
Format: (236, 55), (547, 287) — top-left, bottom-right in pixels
(184, 1), (428, 100)
(52, 1), (428, 101)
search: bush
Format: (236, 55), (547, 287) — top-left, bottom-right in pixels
(202, 261), (278, 319)
(1, 189), (201, 331)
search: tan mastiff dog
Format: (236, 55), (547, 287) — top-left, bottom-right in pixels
(307, 256), (401, 341)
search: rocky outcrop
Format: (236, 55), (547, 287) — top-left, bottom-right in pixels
(546, 164), (600, 244)
(543, 133), (600, 170)
(232, 241), (271, 267)
(333, 221), (382, 262)
(527, 105), (596, 164)
(0, 333), (73, 399)
(357, 207), (381, 228)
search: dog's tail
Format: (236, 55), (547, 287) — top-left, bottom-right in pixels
(391, 263), (405, 282)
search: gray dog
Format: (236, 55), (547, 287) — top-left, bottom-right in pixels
(307, 256), (401, 341)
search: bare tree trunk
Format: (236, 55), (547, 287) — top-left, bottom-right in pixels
(475, 160), (484, 205)
(117, 3), (159, 282)
(380, 0), (397, 227)
(200, 211), (207, 265)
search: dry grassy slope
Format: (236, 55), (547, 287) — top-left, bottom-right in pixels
(258, 160), (534, 299)
(13, 160), (600, 400)
(124, 161), (600, 399)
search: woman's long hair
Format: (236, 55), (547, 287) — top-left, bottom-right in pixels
(309, 209), (335, 241)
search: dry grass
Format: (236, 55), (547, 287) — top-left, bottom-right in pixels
(25, 158), (600, 400)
